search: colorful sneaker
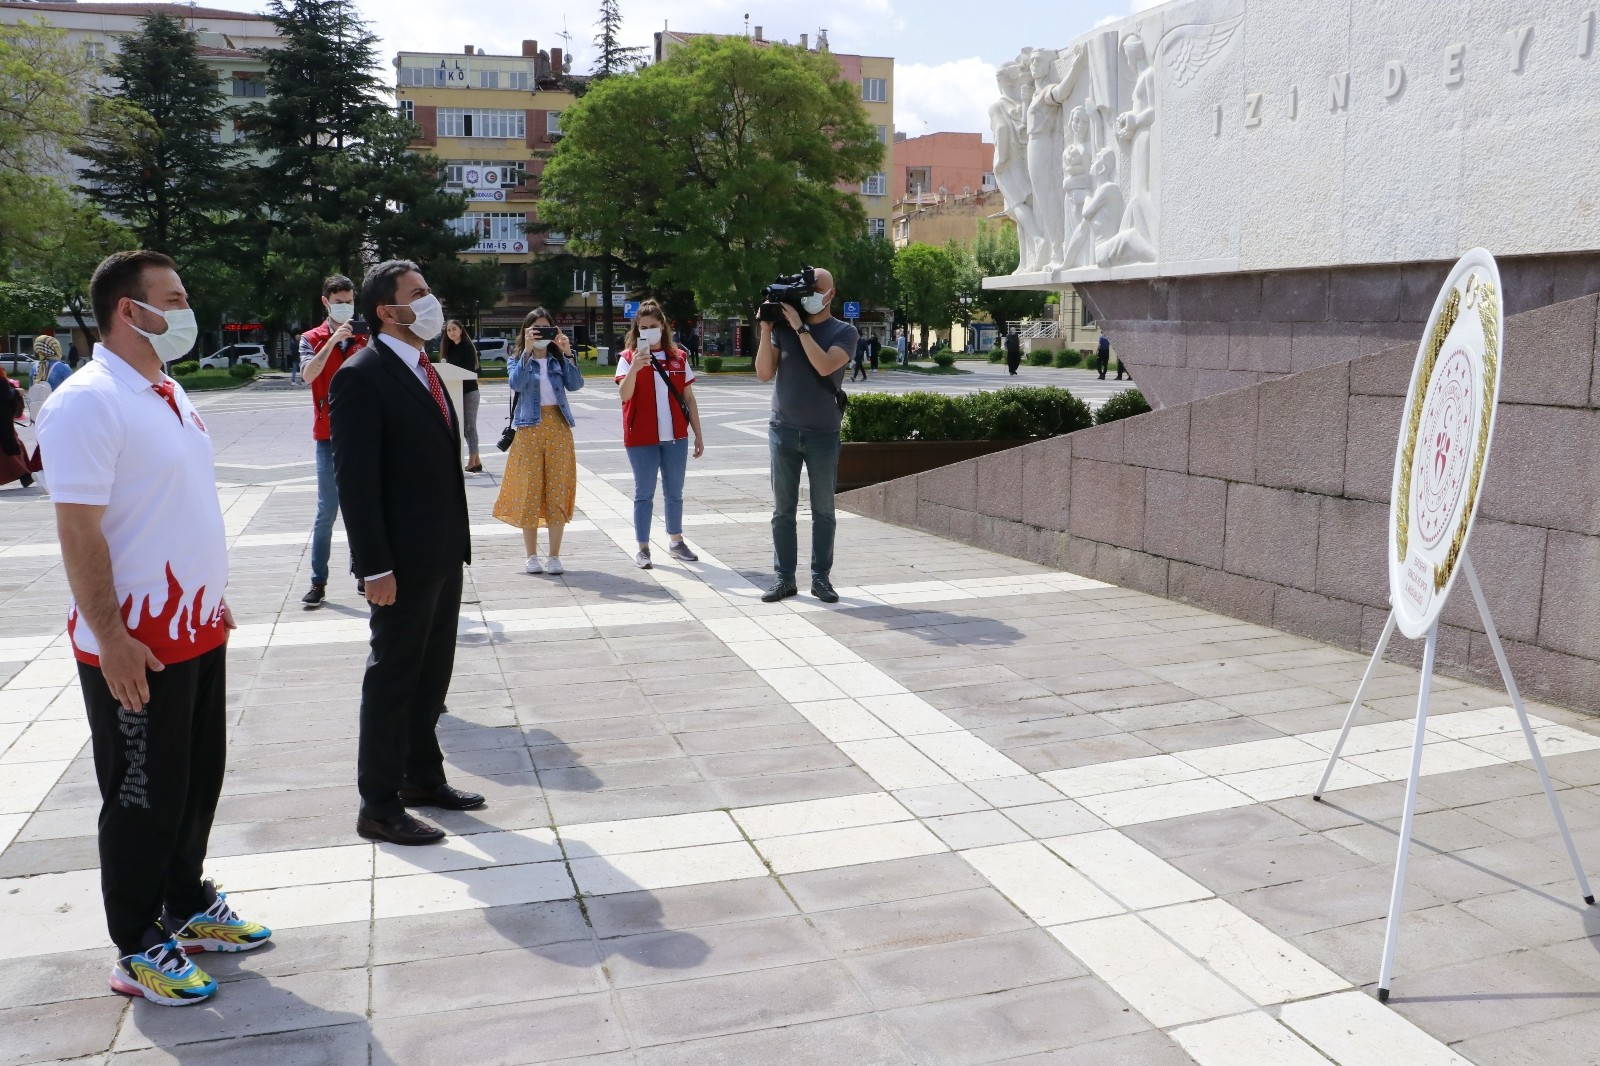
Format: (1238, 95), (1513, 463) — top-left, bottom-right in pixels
(169, 887), (272, 954)
(109, 938), (217, 1006)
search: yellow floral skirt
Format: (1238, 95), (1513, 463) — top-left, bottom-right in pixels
(493, 408), (576, 529)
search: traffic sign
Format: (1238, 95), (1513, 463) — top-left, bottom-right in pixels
(843, 301), (861, 320)
(623, 301), (640, 320)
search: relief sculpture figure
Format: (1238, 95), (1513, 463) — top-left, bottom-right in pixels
(990, 58), (1045, 272)
(1061, 106), (1094, 269)
(1103, 33), (1158, 266)
(1025, 46), (1085, 270)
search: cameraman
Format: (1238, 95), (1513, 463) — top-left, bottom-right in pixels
(755, 266), (856, 604)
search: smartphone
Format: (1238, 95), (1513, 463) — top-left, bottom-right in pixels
(349, 315), (369, 333)
(534, 325), (560, 340)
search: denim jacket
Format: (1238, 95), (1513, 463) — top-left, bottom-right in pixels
(507, 351), (584, 428)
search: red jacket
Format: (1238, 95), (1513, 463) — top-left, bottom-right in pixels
(302, 321), (367, 441)
(618, 346), (692, 447)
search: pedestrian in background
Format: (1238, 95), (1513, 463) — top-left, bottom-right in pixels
(441, 320), (483, 473)
(35, 335), (71, 390)
(1096, 332), (1111, 379)
(1005, 329), (1022, 376)
(616, 299), (703, 569)
(851, 335), (868, 382)
(1, 366), (36, 489)
(298, 275), (368, 609)
(493, 307), (584, 576)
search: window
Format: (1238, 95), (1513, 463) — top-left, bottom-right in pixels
(231, 77), (266, 98)
(907, 167), (931, 195)
(399, 65), (455, 87)
(83, 41), (106, 62)
(479, 70), (499, 89)
(232, 126), (249, 143)
(447, 212), (528, 251)
(398, 100), (415, 123)
(981, 171), (997, 191)
(876, 125), (888, 144)
(861, 173), (886, 197)
(862, 77), (887, 103)
(508, 70), (531, 90)
(546, 111), (563, 136)
(438, 108), (525, 139)
(867, 218), (886, 238)
(545, 231), (567, 244)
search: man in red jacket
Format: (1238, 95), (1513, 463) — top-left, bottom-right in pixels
(298, 275), (368, 608)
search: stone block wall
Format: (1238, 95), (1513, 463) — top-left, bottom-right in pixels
(1083, 252), (1600, 410)
(840, 295), (1600, 713)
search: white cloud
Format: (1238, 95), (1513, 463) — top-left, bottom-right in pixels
(894, 57), (997, 138)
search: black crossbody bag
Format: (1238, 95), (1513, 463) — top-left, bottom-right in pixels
(789, 325), (849, 413)
(648, 351), (694, 427)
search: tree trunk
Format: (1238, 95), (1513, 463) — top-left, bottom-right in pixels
(67, 298), (97, 345)
(919, 323), (929, 357)
(600, 253), (615, 357)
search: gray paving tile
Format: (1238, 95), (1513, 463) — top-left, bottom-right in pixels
(633, 1013), (912, 1066)
(369, 993), (630, 1066)
(603, 914), (828, 987)
(986, 1030), (1195, 1065)
(616, 960), (870, 1046)
(586, 878), (796, 940)
(1231, 862), (1448, 937)
(0, 995), (122, 1064)
(111, 1021), (370, 1066)
(782, 854), (990, 913)
(845, 928), (1087, 1010)
(884, 977), (1146, 1066)
(115, 969), (370, 1052)
(1387, 948), (1600, 1041)
(372, 942), (605, 1016)
(1169, 832), (1371, 894)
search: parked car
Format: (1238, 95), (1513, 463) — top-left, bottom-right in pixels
(474, 337), (509, 361)
(198, 344), (270, 370)
(0, 354), (37, 381)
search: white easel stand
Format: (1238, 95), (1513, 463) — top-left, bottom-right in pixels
(1311, 551), (1593, 1002)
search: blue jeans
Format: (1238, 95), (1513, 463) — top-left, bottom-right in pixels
(311, 438), (338, 585)
(626, 438), (689, 543)
(768, 423), (840, 582)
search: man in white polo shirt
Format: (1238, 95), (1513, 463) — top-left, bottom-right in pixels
(36, 251), (270, 1007)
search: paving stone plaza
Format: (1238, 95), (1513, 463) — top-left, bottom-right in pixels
(2, 364), (1599, 1065)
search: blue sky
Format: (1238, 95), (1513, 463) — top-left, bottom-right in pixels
(338, 0), (1154, 138)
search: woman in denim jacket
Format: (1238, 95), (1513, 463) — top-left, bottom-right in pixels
(492, 307), (585, 574)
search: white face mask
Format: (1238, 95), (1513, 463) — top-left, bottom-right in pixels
(129, 300), (198, 362)
(327, 302), (355, 325)
(531, 339), (551, 351)
(638, 327), (662, 348)
(800, 289), (831, 315)
(402, 293), (444, 341)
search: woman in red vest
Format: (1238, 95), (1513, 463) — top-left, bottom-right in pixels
(616, 300), (704, 569)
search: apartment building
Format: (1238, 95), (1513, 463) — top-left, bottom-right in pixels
(654, 26), (895, 240)
(395, 40), (598, 337)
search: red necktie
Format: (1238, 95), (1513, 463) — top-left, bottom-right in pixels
(418, 356), (452, 427)
(152, 380), (182, 424)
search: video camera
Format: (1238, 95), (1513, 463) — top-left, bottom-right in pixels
(758, 265), (818, 323)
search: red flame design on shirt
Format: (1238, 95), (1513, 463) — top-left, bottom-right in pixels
(69, 563), (227, 667)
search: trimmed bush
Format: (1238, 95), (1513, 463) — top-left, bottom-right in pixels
(228, 362), (259, 380)
(841, 386), (1092, 443)
(704, 355), (723, 373)
(1095, 387), (1152, 425)
(933, 351), (956, 367)
(1053, 350), (1082, 368)
(171, 360), (199, 376)
(1027, 349), (1054, 367)
(988, 349), (1005, 363)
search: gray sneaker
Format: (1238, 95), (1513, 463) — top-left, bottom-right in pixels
(635, 548), (652, 569)
(668, 540), (699, 563)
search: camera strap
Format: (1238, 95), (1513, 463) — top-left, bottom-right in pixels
(647, 350), (694, 428)
(792, 327), (849, 413)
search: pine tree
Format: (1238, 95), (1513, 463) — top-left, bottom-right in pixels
(592, 0), (647, 79)
(78, 14), (241, 257)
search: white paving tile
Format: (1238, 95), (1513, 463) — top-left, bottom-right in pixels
(817, 662), (908, 699)
(725, 640), (808, 671)
(961, 842), (1124, 926)
(1281, 990), (1474, 1065)
(1048, 914), (1254, 1027)
(782, 637), (861, 666)
(0, 761), (71, 816)
(1173, 1012), (1335, 1066)
(210, 845), (374, 892)
(559, 811), (742, 857)
(2, 658), (78, 689)
(571, 841), (767, 894)
(1144, 898), (1349, 1004)
(791, 699), (896, 743)
(373, 861), (573, 919)
(1461, 725), (1600, 762)
(892, 783), (990, 817)
(0, 869), (107, 958)
(0, 812), (25, 853)
(755, 821), (946, 874)
(1422, 706), (1530, 740)
(837, 737), (957, 790)
(907, 730), (1028, 782)
(1041, 754), (1207, 798)
(856, 694), (962, 735)
(1346, 739), (1503, 780)
(229, 879), (373, 931)
(0, 688), (61, 723)
(1044, 830), (1211, 910)
(1077, 778), (1253, 828)
(759, 666), (848, 704)
(372, 828), (561, 877)
(1300, 718), (1431, 756)
(1221, 759), (1386, 803)
(0, 718), (88, 764)
(1174, 736), (1326, 777)
(734, 792), (910, 839)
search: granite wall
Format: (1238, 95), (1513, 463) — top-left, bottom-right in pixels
(840, 294), (1600, 713)
(1083, 252), (1600, 409)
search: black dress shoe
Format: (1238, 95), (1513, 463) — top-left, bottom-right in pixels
(811, 577), (839, 604)
(357, 811), (445, 845)
(398, 784), (486, 811)
(761, 579), (799, 603)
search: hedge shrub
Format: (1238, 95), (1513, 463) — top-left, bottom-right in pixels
(171, 361), (199, 376)
(841, 386), (1092, 443)
(228, 362), (259, 380)
(988, 349), (1006, 363)
(1095, 387), (1152, 425)
(933, 351), (956, 367)
(704, 355), (723, 373)
(1053, 350), (1082, 368)
(1027, 349), (1054, 367)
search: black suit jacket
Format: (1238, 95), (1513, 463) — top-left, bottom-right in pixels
(328, 339), (471, 582)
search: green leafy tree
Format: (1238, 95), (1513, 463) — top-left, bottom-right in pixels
(971, 219), (1048, 332)
(30, 200), (135, 342)
(893, 243), (960, 354)
(0, 281), (64, 340)
(78, 14), (241, 258)
(591, 0), (646, 78)
(833, 232), (898, 316)
(541, 34), (881, 347)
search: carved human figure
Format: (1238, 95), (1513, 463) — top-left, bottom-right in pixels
(1106, 33), (1157, 265)
(1025, 46), (1085, 270)
(1061, 106), (1093, 269)
(990, 58), (1045, 272)
(1066, 147), (1126, 269)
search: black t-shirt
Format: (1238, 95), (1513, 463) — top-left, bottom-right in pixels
(442, 338), (480, 393)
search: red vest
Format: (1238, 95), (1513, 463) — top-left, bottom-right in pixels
(620, 346), (691, 447)
(302, 322), (367, 441)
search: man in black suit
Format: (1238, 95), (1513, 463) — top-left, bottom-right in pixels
(329, 260), (480, 846)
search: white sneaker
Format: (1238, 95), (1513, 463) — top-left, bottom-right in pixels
(524, 555), (543, 574)
(544, 556), (564, 575)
